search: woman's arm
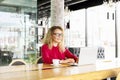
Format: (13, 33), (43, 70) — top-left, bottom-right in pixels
(59, 58), (76, 63)
(41, 45), (52, 64)
(59, 49), (78, 63)
(64, 49), (78, 63)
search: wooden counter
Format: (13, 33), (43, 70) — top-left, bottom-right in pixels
(0, 60), (120, 80)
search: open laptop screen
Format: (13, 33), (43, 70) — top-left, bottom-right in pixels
(77, 47), (98, 65)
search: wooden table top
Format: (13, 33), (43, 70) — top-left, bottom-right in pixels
(0, 60), (120, 80)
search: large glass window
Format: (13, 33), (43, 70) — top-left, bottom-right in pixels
(0, 0), (37, 66)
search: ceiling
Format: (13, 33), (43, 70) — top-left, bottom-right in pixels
(0, 0), (37, 13)
(37, 0), (104, 18)
(1, 0), (118, 19)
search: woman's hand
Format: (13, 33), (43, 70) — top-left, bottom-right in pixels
(60, 58), (75, 64)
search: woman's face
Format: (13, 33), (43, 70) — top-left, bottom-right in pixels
(52, 29), (63, 43)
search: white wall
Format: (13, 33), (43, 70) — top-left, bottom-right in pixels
(87, 5), (116, 60)
(65, 9), (86, 47)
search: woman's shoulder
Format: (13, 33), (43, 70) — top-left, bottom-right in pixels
(42, 44), (48, 48)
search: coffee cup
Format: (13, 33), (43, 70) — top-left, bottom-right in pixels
(52, 59), (60, 67)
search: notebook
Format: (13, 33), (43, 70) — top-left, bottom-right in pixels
(71, 47), (98, 66)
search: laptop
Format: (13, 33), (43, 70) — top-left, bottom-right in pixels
(71, 47), (98, 66)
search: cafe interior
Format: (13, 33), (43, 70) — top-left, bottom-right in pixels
(0, 0), (120, 80)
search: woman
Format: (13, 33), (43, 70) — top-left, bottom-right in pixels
(41, 26), (78, 64)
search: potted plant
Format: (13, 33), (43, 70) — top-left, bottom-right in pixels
(25, 53), (37, 71)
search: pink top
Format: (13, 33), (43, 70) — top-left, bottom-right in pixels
(41, 44), (78, 64)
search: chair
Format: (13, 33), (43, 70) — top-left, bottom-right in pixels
(35, 56), (42, 64)
(9, 59), (27, 66)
